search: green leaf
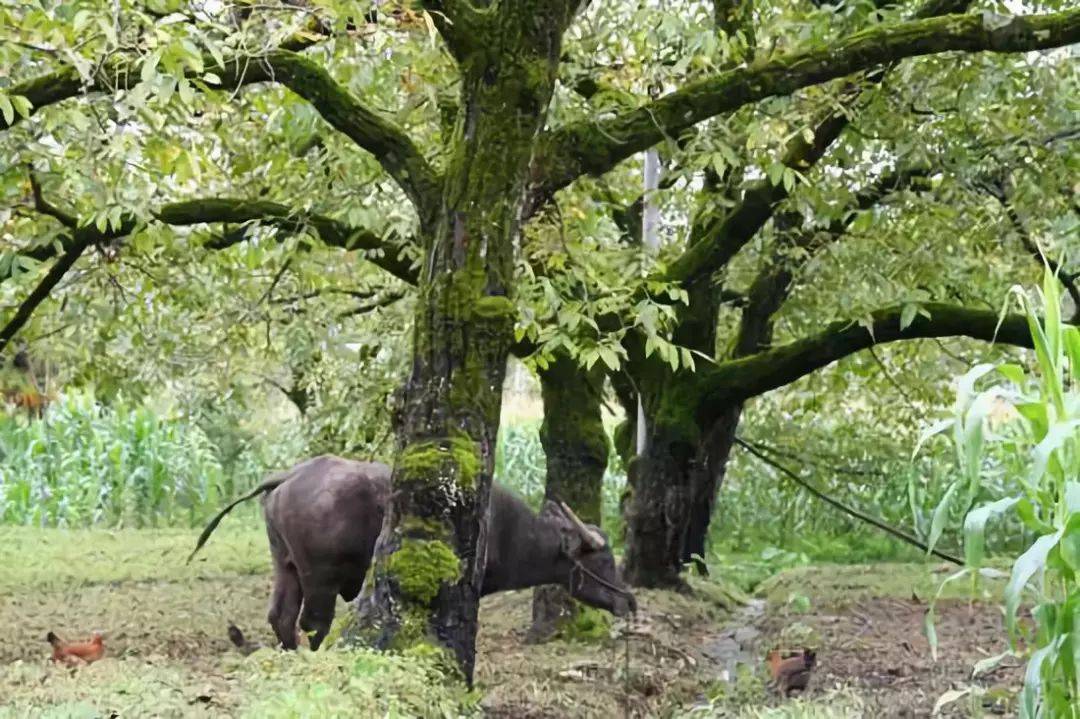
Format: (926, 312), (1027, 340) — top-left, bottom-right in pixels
(1020, 637), (1062, 719)
(1028, 420), (1080, 488)
(925, 567), (969, 661)
(955, 363), (995, 413)
(598, 346), (620, 372)
(923, 608), (939, 661)
(1006, 530), (1064, 639)
(997, 363), (1025, 386)
(141, 51), (161, 84)
(680, 348), (695, 372)
(913, 418), (953, 458)
(1061, 326), (1080, 384)
(1042, 265), (1062, 365)
(10, 95), (32, 119)
(927, 480), (961, 557)
(1016, 499), (1055, 535)
(963, 496), (1020, 568)
(766, 161), (784, 186)
(900, 303), (918, 331)
(0, 94), (13, 126)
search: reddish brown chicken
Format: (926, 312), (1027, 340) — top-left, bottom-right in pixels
(766, 647), (816, 696)
(47, 631), (105, 666)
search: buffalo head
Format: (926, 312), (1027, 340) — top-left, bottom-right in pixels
(544, 500), (637, 617)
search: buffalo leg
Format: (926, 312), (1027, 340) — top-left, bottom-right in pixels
(268, 563), (302, 650)
(298, 574), (338, 651)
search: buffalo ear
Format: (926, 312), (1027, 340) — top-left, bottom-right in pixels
(540, 500), (561, 518)
(558, 525), (585, 557)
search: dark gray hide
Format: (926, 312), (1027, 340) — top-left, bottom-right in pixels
(191, 455), (635, 650)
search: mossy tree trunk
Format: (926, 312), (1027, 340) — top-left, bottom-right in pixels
(622, 371), (702, 589)
(682, 403), (743, 573)
(622, 193), (722, 589)
(363, 2), (581, 683)
(528, 354), (609, 642)
(680, 245), (791, 572)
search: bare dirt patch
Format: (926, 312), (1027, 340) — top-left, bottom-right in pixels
(755, 595), (1026, 717)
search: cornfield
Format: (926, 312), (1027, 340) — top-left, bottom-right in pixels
(0, 391), (272, 528)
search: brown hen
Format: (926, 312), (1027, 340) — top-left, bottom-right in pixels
(766, 647), (816, 696)
(47, 631), (105, 666)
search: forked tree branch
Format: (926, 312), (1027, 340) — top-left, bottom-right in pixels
(0, 236), (92, 354)
(0, 180), (139, 349)
(532, 7), (1080, 198)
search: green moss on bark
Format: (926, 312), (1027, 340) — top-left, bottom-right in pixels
(473, 295), (516, 320)
(386, 538), (462, 605)
(399, 435), (481, 490)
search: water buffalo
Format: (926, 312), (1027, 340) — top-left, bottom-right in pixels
(189, 454), (635, 650)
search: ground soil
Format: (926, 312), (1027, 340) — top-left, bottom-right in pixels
(0, 530), (1028, 718)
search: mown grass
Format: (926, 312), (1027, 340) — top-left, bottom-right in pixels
(1, 648), (480, 718)
(757, 561), (1009, 609)
(0, 526), (478, 718)
(0, 526), (269, 592)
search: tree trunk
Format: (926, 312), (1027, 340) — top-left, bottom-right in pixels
(682, 402), (743, 573)
(528, 355), (608, 642)
(623, 373), (701, 589)
(361, 5), (575, 683)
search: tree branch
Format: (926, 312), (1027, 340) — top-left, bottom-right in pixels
(336, 287), (408, 319)
(238, 52), (441, 218)
(696, 302), (1034, 425)
(2, 23), (322, 132)
(4, 39), (441, 222)
(532, 7), (1080, 196)
(0, 236), (93, 354)
(155, 198), (418, 284)
(982, 178), (1080, 323)
(420, 1), (486, 59)
(677, 163), (929, 297)
(19, 194), (419, 285)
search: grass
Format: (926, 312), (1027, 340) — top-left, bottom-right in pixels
(0, 526), (269, 592)
(1, 647), (480, 718)
(681, 688), (867, 718)
(0, 526), (750, 718)
(0, 526), (478, 718)
(1, 524), (1027, 717)
(756, 561), (1009, 609)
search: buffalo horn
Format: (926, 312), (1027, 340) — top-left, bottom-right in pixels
(558, 501), (605, 550)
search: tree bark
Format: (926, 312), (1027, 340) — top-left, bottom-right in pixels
(622, 181), (723, 589)
(623, 371), (702, 589)
(360, 2), (579, 683)
(682, 402), (743, 573)
(528, 354), (609, 642)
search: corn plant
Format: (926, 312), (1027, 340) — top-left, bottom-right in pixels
(920, 267), (1080, 718)
(0, 389), (283, 528)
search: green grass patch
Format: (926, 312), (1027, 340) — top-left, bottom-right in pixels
(758, 561), (1009, 608)
(0, 526), (268, 592)
(0, 648), (480, 718)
